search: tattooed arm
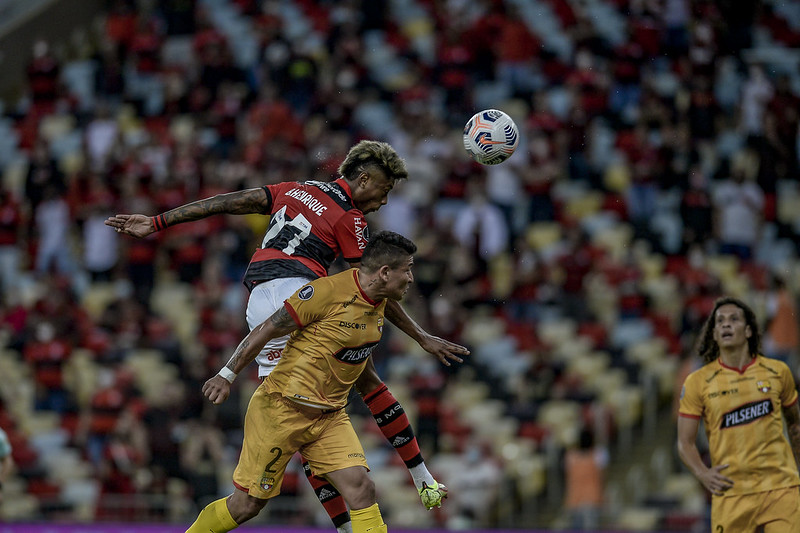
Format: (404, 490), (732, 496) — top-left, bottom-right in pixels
(202, 306), (299, 405)
(783, 402), (800, 473)
(105, 188), (271, 237)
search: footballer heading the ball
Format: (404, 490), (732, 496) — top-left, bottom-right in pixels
(463, 109), (519, 165)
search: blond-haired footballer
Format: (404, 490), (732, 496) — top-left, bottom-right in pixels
(186, 232), (444, 533)
(678, 297), (800, 532)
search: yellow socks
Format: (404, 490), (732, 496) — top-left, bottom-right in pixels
(350, 503), (387, 533)
(185, 497), (239, 533)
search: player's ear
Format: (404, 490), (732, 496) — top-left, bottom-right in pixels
(745, 324), (752, 338)
(378, 265), (391, 281)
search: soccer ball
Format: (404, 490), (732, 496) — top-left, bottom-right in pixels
(462, 109), (519, 165)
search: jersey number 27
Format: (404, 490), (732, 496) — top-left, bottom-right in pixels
(261, 206), (312, 255)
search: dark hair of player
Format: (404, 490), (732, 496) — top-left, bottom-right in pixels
(360, 231), (417, 272)
(695, 296), (761, 363)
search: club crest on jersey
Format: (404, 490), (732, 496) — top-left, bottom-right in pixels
(298, 285), (314, 300)
(377, 317), (384, 333)
(756, 380), (771, 393)
(260, 475), (275, 491)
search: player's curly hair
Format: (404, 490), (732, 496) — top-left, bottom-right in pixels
(361, 231), (417, 272)
(338, 140), (409, 182)
(695, 296), (761, 364)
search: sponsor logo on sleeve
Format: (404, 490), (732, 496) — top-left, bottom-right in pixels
(298, 285), (314, 300)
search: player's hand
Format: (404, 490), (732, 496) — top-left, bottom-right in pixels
(418, 481), (448, 510)
(700, 464), (734, 496)
(203, 375), (232, 405)
(105, 214), (156, 238)
(418, 334), (469, 367)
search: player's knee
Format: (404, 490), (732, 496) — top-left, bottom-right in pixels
(228, 491), (268, 523)
(349, 475), (377, 508)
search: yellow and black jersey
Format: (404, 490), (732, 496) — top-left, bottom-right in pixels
(266, 268), (386, 410)
(679, 355), (800, 495)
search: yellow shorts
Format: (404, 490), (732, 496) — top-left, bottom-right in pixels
(232, 382), (368, 499)
(712, 486), (800, 533)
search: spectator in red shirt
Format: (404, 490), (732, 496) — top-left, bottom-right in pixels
(26, 40), (61, 114)
(24, 322), (71, 412)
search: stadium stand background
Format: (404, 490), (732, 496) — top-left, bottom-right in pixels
(0, 0), (799, 530)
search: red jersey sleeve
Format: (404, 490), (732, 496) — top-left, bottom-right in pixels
(335, 210), (369, 263)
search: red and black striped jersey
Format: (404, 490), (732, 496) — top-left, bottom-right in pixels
(243, 178), (368, 290)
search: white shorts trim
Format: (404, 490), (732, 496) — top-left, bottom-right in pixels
(246, 277), (311, 377)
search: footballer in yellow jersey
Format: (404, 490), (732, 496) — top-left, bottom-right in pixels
(679, 355), (798, 494)
(678, 297), (800, 533)
(186, 231), (427, 533)
(267, 268), (386, 410)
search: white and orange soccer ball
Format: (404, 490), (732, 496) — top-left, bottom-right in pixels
(462, 109), (519, 165)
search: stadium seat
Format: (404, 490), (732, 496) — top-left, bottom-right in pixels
(537, 400), (581, 447)
(525, 221), (563, 253)
(616, 506), (662, 531)
(592, 224), (634, 263)
(604, 385), (643, 430)
(564, 190), (604, 220)
(536, 318), (577, 348)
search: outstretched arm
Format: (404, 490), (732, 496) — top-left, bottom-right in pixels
(383, 299), (469, 366)
(202, 305), (298, 404)
(783, 402), (800, 472)
(105, 187), (271, 237)
(677, 415), (733, 496)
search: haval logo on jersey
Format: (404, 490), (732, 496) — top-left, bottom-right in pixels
(354, 218), (368, 250)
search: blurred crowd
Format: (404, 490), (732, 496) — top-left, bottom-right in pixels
(1, 0), (800, 529)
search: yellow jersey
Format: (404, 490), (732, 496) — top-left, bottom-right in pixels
(679, 355), (800, 495)
(266, 268), (386, 410)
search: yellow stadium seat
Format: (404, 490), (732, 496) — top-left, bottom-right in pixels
(80, 283), (117, 320)
(564, 190), (604, 220)
(705, 254), (739, 283)
(537, 318), (577, 348)
(592, 224), (634, 262)
(525, 222), (563, 252)
(537, 400), (581, 447)
(616, 506), (662, 530)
